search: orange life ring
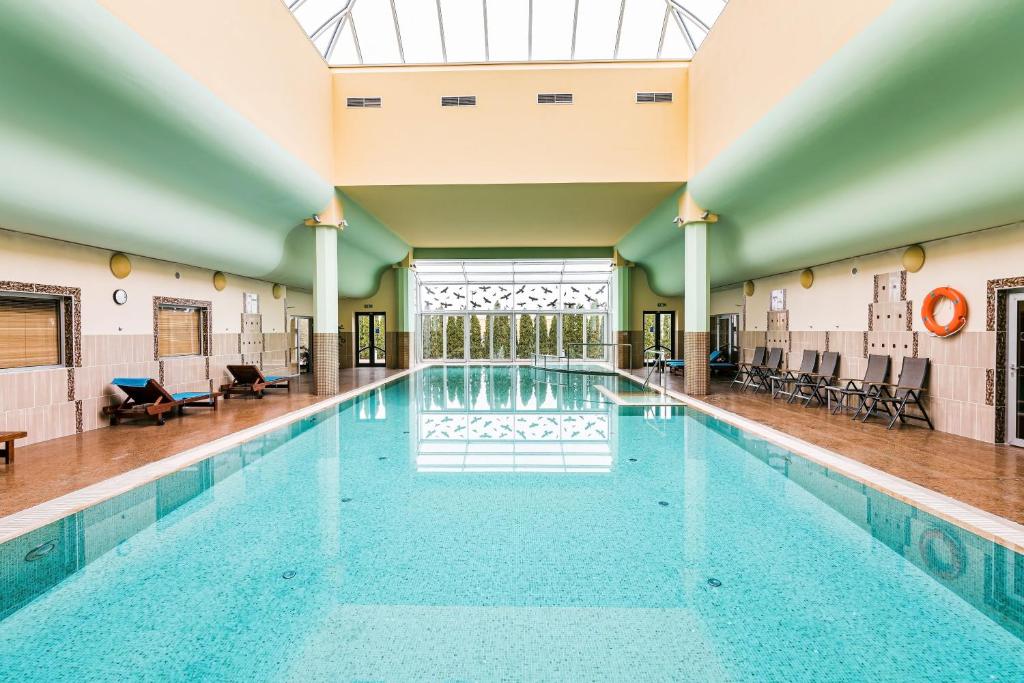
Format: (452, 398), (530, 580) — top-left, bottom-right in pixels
(921, 287), (967, 337)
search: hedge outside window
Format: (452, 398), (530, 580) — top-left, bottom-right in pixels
(0, 296), (63, 369)
(157, 306), (203, 357)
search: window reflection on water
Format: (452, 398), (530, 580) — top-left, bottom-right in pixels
(413, 366), (620, 473)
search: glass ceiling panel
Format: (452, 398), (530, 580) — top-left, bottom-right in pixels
(486, 0), (530, 62)
(393, 0), (445, 63)
(573, 0), (621, 61)
(351, 0), (401, 64)
(440, 0), (487, 63)
(531, 0), (575, 61)
(618, 0), (666, 59)
(285, 0), (726, 66)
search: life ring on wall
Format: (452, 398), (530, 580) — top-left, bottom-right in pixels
(917, 527), (965, 581)
(921, 287), (968, 337)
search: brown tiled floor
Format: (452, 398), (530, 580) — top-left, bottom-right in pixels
(630, 369), (1024, 524)
(0, 368), (402, 517)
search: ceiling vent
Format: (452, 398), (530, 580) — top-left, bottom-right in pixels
(635, 92), (673, 103)
(346, 97), (381, 108)
(537, 93), (573, 105)
(441, 96), (477, 107)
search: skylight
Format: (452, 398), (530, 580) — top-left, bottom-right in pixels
(285, 0), (726, 66)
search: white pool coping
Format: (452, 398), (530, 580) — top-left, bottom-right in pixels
(617, 368), (1024, 554)
(3, 364), (1023, 557)
(0, 368), (416, 545)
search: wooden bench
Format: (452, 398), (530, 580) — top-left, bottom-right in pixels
(1, 431), (27, 464)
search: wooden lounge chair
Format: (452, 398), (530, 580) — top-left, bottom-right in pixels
(0, 431), (27, 464)
(103, 378), (219, 426)
(221, 364), (292, 399)
(859, 356), (934, 430)
(731, 346), (766, 390)
(791, 351), (840, 406)
(747, 347), (783, 393)
(824, 354), (890, 415)
(769, 350), (817, 400)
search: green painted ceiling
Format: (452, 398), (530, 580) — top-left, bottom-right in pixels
(0, 0), (407, 298)
(621, 0), (1024, 296)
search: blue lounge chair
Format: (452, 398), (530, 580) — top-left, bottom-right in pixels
(103, 377), (219, 425)
(665, 349), (738, 376)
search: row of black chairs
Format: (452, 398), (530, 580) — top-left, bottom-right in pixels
(731, 346), (934, 430)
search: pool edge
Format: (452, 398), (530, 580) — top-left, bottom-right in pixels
(0, 367), (417, 545)
(618, 369), (1024, 555)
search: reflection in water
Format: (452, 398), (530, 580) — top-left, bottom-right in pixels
(415, 366), (617, 472)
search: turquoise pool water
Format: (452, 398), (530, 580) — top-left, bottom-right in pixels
(1, 366), (1023, 681)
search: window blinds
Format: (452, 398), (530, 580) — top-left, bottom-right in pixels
(157, 307), (202, 357)
(0, 297), (62, 369)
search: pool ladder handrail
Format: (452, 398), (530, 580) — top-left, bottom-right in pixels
(642, 346), (670, 391)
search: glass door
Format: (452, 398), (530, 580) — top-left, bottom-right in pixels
(710, 313), (739, 362)
(469, 313), (491, 360)
(642, 311), (675, 359)
(1008, 293), (1024, 447)
(355, 312), (386, 367)
(492, 314), (512, 360)
(515, 314), (537, 360)
(445, 315), (465, 361)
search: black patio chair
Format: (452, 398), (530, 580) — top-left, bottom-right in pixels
(791, 351), (840, 406)
(769, 349), (817, 400)
(860, 356), (934, 430)
(731, 346), (766, 390)
(747, 347), (783, 394)
(823, 354), (891, 415)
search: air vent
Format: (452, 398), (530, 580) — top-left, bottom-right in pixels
(537, 93), (573, 105)
(635, 92), (673, 103)
(441, 96), (476, 107)
(346, 97), (381, 108)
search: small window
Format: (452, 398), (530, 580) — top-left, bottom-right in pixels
(243, 292), (259, 314)
(441, 96), (476, 107)
(346, 97), (381, 108)
(158, 306), (202, 357)
(0, 296), (62, 369)
(538, 93), (573, 104)
(636, 92), (673, 103)
(770, 289), (786, 312)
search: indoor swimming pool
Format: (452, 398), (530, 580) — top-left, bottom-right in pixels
(1, 366), (1022, 681)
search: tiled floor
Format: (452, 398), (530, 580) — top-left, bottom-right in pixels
(0, 368), (401, 517)
(630, 369), (1024, 524)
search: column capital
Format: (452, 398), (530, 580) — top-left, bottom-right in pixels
(675, 192), (718, 227)
(304, 194), (346, 229)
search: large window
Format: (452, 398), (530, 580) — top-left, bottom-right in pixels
(0, 296), (62, 369)
(157, 306), (203, 358)
(416, 259), (612, 363)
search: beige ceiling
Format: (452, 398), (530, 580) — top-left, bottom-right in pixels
(341, 182), (682, 248)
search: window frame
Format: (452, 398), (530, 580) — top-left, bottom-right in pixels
(153, 296), (211, 360)
(0, 291), (67, 372)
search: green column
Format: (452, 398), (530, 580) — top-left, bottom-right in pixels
(615, 262), (633, 368)
(394, 259), (415, 368)
(683, 221), (710, 395)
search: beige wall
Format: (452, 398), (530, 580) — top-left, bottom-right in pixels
(0, 230), (290, 336)
(338, 268), (396, 334)
(0, 228), (304, 446)
(737, 220), (1024, 443)
(711, 287), (743, 318)
(98, 0), (333, 181)
(742, 222), (1024, 336)
(333, 62), (688, 186)
(688, 0), (894, 175)
(631, 267), (683, 332)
